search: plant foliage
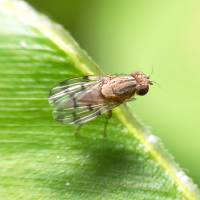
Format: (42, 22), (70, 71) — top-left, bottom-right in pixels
(0, 1), (199, 199)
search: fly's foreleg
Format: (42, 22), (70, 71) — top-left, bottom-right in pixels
(104, 110), (112, 136)
(127, 97), (136, 102)
(124, 97), (136, 109)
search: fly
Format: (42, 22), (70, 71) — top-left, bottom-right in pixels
(48, 71), (153, 135)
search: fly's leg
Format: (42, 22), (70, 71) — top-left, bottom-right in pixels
(74, 124), (83, 134)
(126, 97), (136, 102)
(104, 110), (112, 136)
(124, 97), (136, 109)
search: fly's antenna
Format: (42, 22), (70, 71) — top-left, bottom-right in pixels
(149, 65), (154, 76)
(151, 81), (161, 89)
(147, 65), (153, 79)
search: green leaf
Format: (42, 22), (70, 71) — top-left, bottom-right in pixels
(0, 1), (199, 199)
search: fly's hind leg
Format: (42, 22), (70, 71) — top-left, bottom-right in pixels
(74, 124), (83, 134)
(104, 110), (112, 136)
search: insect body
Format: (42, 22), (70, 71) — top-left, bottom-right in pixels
(48, 71), (153, 134)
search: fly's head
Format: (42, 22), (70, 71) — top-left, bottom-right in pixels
(131, 71), (153, 96)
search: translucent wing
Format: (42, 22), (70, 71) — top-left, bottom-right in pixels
(53, 100), (121, 125)
(48, 75), (121, 124)
(48, 75), (102, 106)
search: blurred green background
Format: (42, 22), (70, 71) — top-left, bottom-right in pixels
(25, 0), (200, 187)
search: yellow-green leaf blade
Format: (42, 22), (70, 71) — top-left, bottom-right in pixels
(0, 1), (199, 200)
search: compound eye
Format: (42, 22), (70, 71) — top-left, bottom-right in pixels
(131, 71), (143, 76)
(137, 85), (149, 96)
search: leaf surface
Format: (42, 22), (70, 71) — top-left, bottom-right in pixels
(0, 1), (199, 200)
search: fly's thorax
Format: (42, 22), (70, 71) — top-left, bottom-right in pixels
(101, 75), (137, 101)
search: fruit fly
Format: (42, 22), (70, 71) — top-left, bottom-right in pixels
(48, 71), (153, 135)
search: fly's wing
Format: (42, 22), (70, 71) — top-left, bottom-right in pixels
(53, 95), (121, 125)
(48, 76), (102, 106)
(48, 75), (121, 124)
